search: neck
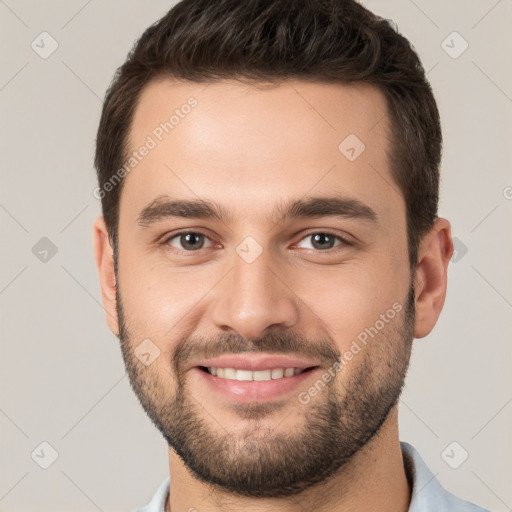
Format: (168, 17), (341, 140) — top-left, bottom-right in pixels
(166, 407), (410, 512)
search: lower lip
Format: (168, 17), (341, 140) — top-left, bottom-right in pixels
(193, 367), (321, 403)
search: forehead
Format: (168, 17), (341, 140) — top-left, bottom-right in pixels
(121, 78), (400, 226)
(129, 78), (390, 157)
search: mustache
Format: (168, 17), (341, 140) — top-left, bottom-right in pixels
(172, 331), (341, 376)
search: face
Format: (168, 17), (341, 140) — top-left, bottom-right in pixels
(113, 79), (415, 497)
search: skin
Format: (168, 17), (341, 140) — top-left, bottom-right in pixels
(94, 78), (453, 512)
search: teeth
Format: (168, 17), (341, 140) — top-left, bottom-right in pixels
(271, 368), (284, 379)
(224, 368), (236, 379)
(207, 367), (306, 381)
(254, 370), (271, 381)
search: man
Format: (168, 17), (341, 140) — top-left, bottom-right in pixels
(92, 1), (490, 511)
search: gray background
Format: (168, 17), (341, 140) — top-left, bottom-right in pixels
(0, 1), (511, 510)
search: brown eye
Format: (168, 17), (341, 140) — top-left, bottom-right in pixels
(166, 232), (212, 251)
(297, 232), (350, 251)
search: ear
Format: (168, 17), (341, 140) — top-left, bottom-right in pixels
(413, 218), (454, 338)
(93, 216), (119, 337)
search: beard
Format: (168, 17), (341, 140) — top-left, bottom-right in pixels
(116, 276), (415, 499)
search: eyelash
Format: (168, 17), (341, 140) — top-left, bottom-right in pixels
(160, 230), (354, 254)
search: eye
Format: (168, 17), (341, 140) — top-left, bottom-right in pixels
(165, 231), (213, 251)
(161, 230), (352, 254)
(296, 232), (351, 251)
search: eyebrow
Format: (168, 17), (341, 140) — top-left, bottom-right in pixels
(136, 195), (378, 227)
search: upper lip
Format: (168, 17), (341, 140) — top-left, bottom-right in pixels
(192, 354), (321, 372)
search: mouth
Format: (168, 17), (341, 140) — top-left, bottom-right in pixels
(193, 365), (322, 403)
(197, 365), (319, 381)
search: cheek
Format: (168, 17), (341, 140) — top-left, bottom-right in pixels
(117, 257), (216, 338)
(289, 258), (409, 352)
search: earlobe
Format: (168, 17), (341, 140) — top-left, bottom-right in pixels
(413, 218), (454, 339)
(93, 216), (120, 337)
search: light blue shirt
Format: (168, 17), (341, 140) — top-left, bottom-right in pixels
(136, 441), (490, 511)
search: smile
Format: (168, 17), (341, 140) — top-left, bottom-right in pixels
(201, 366), (315, 381)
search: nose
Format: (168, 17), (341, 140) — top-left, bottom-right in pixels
(209, 248), (300, 340)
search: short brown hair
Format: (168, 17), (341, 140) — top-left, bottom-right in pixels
(94, 0), (442, 268)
